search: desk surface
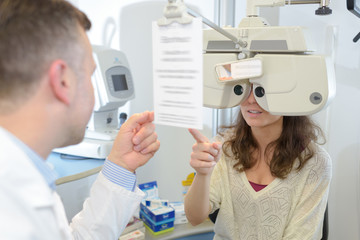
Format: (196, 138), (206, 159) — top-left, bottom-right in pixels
(145, 220), (214, 240)
(47, 152), (104, 184)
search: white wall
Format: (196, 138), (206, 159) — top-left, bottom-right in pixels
(71, 0), (216, 202)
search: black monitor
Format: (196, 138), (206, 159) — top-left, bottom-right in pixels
(348, 0), (360, 18)
(348, 0), (360, 42)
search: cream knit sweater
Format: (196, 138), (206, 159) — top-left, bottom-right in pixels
(209, 136), (332, 240)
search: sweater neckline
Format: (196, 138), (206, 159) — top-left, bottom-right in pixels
(241, 171), (280, 197)
(249, 181), (267, 192)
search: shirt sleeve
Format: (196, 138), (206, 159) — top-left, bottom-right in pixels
(70, 171), (145, 239)
(209, 154), (225, 214)
(282, 148), (332, 240)
(102, 159), (137, 191)
(209, 130), (231, 214)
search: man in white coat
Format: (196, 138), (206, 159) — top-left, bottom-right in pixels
(0, 0), (160, 239)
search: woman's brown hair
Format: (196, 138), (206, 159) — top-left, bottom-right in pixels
(221, 110), (325, 179)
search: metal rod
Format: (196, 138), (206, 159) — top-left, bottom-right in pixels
(187, 8), (247, 48)
(285, 0), (320, 4)
(353, 32), (360, 43)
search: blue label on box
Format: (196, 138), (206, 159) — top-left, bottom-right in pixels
(138, 181), (157, 190)
(140, 210), (174, 232)
(140, 203), (175, 222)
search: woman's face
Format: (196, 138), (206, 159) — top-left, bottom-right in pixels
(240, 86), (283, 131)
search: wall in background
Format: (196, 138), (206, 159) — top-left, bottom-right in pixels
(71, 0), (216, 202)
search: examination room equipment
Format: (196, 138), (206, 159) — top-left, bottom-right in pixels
(53, 45), (135, 159)
(348, 0), (360, 18)
(347, 0), (360, 42)
(175, 0), (336, 116)
(60, 0), (359, 239)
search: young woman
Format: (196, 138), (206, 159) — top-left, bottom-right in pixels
(184, 86), (331, 240)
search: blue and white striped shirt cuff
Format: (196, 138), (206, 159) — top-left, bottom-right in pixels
(102, 159), (137, 192)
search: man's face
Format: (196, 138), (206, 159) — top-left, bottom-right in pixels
(65, 27), (96, 146)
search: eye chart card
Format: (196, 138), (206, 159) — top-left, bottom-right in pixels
(152, 17), (203, 129)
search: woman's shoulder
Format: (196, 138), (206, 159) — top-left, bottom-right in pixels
(309, 142), (331, 164)
(212, 128), (239, 168)
(212, 127), (235, 143)
(302, 142), (332, 175)
(287, 142), (332, 186)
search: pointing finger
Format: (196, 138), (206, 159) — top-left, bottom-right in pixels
(188, 128), (209, 143)
(123, 111), (154, 131)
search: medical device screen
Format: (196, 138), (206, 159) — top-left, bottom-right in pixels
(112, 74), (128, 91)
(348, 0), (360, 17)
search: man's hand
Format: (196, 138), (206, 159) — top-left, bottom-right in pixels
(108, 111), (160, 172)
(188, 129), (222, 176)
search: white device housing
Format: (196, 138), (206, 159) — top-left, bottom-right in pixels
(202, 17), (336, 115)
(53, 46), (135, 158)
(87, 45), (134, 138)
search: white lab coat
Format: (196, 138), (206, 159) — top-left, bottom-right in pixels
(0, 128), (145, 240)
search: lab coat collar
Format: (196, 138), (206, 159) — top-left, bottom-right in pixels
(0, 128), (56, 208)
(0, 127), (58, 190)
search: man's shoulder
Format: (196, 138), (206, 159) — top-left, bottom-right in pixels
(0, 128), (53, 205)
(0, 128), (28, 163)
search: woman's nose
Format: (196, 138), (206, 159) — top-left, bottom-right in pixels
(247, 88), (257, 104)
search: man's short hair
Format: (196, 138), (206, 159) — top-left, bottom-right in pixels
(0, 0), (91, 111)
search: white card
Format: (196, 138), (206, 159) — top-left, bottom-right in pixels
(152, 18), (203, 129)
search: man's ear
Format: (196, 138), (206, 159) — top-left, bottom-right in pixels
(48, 60), (72, 105)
